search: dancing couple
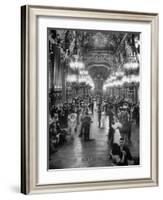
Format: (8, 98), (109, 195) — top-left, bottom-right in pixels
(79, 109), (94, 141)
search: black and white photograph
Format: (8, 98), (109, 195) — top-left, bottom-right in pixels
(48, 28), (140, 169)
(20, 5), (158, 194)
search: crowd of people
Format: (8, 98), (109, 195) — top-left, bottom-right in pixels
(49, 95), (94, 155)
(49, 93), (140, 166)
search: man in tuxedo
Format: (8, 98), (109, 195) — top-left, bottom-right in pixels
(82, 111), (92, 141)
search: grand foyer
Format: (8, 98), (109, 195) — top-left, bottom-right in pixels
(48, 29), (140, 169)
(48, 30), (140, 102)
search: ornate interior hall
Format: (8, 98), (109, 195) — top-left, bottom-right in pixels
(48, 28), (140, 169)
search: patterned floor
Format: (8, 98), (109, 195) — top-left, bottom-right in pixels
(49, 110), (139, 169)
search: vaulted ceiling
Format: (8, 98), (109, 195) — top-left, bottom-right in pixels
(50, 29), (139, 86)
(80, 31), (128, 82)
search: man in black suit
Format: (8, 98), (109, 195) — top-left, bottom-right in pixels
(82, 111), (92, 141)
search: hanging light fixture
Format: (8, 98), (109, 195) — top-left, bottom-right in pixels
(123, 41), (139, 71)
(109, 71), (117, 81)
(69, 61), (84, 71)
(69, 55), (85, 71)
(79, 70), (89, 75)
(115, 65), (124, 78)
(66, 74), (77, 83)
(123, 60), (139, 70)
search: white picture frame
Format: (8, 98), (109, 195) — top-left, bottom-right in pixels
(21, 5), (159, 194)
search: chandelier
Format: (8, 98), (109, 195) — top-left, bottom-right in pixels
(109, 74), (116, 81)
(115, 65), (124, 78)
(123, 62), (139, 70)
(69, 55), (85, 71)
(69, 61), (84, 71)
(123, 54), (139, 71)
(79, 70), (89, 75)
(66, 74), (77, 83)
(103, 74), (139, 89)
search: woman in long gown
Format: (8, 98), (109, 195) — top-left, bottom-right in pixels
(78, 109), (85, 137)
(113, 127), (121, 145)
(68, 112), (77, 139)
(100, 111), (105, 128)
(112, 118), (122, 145)
(89, 115), (94, 140)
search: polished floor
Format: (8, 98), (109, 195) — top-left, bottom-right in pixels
(49, 110), (139, 169)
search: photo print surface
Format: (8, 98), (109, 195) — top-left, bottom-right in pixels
(48, 28), (140, 169)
